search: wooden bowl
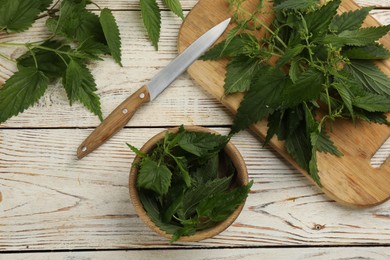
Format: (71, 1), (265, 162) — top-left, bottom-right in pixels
(129, 125), (249, 242)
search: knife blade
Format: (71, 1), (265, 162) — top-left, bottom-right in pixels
(77, 17), (231, 159)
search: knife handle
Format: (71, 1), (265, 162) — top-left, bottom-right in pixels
(77, 85), (151, 159)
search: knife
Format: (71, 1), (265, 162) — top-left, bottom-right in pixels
(77, 18), (231, 159)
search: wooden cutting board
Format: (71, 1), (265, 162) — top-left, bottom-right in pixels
(178, 0), (390, 207)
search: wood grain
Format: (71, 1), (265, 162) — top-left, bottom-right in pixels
(0, 0), (390, 257)
(1, 247), (390, 259)
(1, 128), (390, 251)
(178, 0), (390, 207)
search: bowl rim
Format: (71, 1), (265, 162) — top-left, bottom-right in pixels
(129, 125), (248, 242)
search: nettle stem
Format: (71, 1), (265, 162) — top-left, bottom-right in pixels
(233, 4), (288, 49)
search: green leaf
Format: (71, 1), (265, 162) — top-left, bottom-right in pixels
(180, 176), (233, 219)
(354, 111), (390, 126)
(0, 67), (49, 123)
(140, 0), (161, 50)
(17, 41), (70, 80)
(329, 6), (373, 33)
(231, 68), (291, 133)
(333, 82), (354, 118)
(127, 143), (147, 158)
(201, 33), (259, 60)
(0, 0), (49, 32)
(231, 67), (291, 133)
(191, 154), (220, 185)
(304, 0), (341, 39)
(75, 39), (110, 60)
(288, 58), (302, 83)
(162, 0), (184, 19)
(283, 68), (324, 107)
(265, 111), (283, 145)
(139, 192), (181, 235)
(344, 61), (390, 97)
(276, 44), (305, 68)
(342, 44), (390, 60)
(353, 93), (390, 112)
(285, 119), (311, 172)
(196, 180), (252, 222)
(47, 0), (106, 44)
(178, 131), (229, 158)
(63, 59), (103, 120)
(171, 155), (191, 187)
(137, 157), (172, 196)
(274, 0), (318, 11)
(99, 8), (122, 66)
(312, 130), (343, 157)
(224, 57), (260, 94)
(323, 25), (390, 47)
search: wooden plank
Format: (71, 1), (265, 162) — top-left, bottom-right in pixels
(0, 11), (231, 128)
(0, 128), (389, 250)
(0, 10), (389, 128)
(1, 247), (390, 259)
(90, 0), (390, 9)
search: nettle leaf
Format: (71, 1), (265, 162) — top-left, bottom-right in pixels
(47, 0), (106, 44)
(162, 0), (184, 19)
(231, 67), (291, 134)
(329, 6), (373, 33)
(288, 58), (302, 83)
(344, 61), (390, 97)
(63, 59), (103, 120)
(201, 33), (258, 60)
(324, 25), (390, 47)
(0, 67), (49, 123)
(353, 93), (390, 112)
(224, 56), (260, 94)
(196, 180), (252, 222)
(354, 111), (390, 126)
(178, 131), (229, 157)
(137, 157), (172, 196)
(276, 44), (305, 68)
(283, 68), (324, 107)
(304, 0), (341, 39)
(333, 82), (354, 118)
(127, 143), (147, 158)
(312, 130), (343, 157)
(342, 44), (390, 60)
(140, 0), (161, 50)
(17, 41), (70, 80)
(191, 154), (219, 185)
(0, 0), (53, 32)
(285, 120), (311, 172)
(99, 8), (122, 66)
(75, 39), (110, 60)
(181, 176), (232, 219)
(274, 0), (318, 11)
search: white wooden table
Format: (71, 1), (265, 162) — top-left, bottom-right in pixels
(1, 1), (390, 259)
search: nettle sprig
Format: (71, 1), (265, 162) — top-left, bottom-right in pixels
(140, 0), (184, 50)
(0, 0), (122, 123)
(202, 0), (390, 184)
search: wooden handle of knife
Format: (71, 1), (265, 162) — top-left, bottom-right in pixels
(77, 85), (151, 159)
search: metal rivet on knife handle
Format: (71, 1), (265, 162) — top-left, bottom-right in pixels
(77, 85), (151, 159)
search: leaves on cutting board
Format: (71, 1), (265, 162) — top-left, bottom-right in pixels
(202, 0), (390, 185)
